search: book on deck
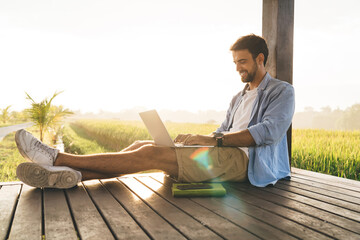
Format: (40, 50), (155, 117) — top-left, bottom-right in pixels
(172, 183), (226, 197)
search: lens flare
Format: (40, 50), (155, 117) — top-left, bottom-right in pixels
(190, 147), (213, 170)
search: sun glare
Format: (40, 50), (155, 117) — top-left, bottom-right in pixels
(120, 176), (162, 201)
(190, 147), (214, 170)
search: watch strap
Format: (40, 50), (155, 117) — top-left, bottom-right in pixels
(214, 132), (224, 147)
(216, 137), (223, 147)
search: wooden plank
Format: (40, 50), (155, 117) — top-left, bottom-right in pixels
(267, 183), (360, 222)
(155, 175), (296, 240)
(65, 182), (115, 240)
(122, 177), (223, 240)
(138, 176), (260, 240)
(8, 185), (42, 240)
(218, 185), (332, 239)
(292, 168), (360, 186)
(276, 179), (360, 210)
(43, 188), (78, 240)
(0, 185), (21, 240)
(292, 168), (360, 191)
(230, 183), (360, 239)
(191, 194), (297, 240)
(293, 173), (360, 193)
(83, 179), (149, 240)
(287, 176), (360, 201)
(102, 177), (186, 240)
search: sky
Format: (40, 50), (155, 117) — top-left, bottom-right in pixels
(1, 0), (360, 114)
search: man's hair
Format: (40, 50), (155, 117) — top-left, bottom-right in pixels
(230, 34), (269, 66)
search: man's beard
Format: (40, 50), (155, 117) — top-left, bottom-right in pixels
(241, 63), (258, 83)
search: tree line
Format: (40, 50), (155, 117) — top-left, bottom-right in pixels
(293, 104), (360, 130)
(3, 93), (359, 132)
(0, 106), (29, 125)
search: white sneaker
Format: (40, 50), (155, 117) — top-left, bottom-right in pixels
(15, 129), (59, 166)
(16, 162), (82, 189)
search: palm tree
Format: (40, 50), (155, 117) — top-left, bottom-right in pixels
(1, 105), (12, 124)
(25, 91), (73, 142)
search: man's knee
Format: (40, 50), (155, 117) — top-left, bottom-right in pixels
(138, 144), (175, 159)
(138, 144), (160, 154)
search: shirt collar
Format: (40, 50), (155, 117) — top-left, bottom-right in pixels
(257, 72), (271, 91)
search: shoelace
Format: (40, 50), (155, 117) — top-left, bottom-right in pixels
(33, 140), (55, 158)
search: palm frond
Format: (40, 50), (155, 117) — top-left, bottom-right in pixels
(25, 91), (71, 142)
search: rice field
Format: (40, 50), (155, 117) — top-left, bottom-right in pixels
(63, 120), (360, 181)
(292, 129), (360, 180)
(67, 119), (216, 152)
(1, 120), (359, 182)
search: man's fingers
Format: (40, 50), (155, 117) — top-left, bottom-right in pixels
(183, 134), (193, 144)
(174, 134), (184, 143)
(174, 135), (181, 143)
(174, 134), (191, 143)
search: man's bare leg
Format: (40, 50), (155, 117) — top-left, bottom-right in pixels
(64, 141), (157, 180)
(54, 144), (178, 181)
(72, 169), (120, 180)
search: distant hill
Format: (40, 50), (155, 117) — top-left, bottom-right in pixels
(70, 104), (360, 130)
(70, 108), (227, 125)
(293, 104), (360, 130)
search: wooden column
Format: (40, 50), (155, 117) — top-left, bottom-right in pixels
(262, 0), (294, 164)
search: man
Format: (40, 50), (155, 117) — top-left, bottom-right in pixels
(15, 34), (295, 189)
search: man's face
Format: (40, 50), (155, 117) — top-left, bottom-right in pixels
(232, 49), (258, 83)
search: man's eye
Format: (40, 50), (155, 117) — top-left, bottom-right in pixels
(234, 60), (246, 64)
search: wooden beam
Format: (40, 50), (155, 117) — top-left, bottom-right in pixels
(262, 0), (294, 163)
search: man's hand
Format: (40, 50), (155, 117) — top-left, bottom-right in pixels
(174, 134), (217, 146)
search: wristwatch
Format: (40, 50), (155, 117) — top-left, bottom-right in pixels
(213, 132), (224, 147)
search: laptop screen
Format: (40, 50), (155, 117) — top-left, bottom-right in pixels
(139, 110), (176, 147)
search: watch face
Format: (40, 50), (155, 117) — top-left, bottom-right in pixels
(215, 132), (224, 138)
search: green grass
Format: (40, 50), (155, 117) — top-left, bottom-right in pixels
(0, 123), (14, 128)
(0, 126), (58, 182)
(68, 119), (217, 152)
(62, 123), (112, 154)
(69, 119), (151, 152)
(292, 129), (360, 180)
(0, 132), (26, 182)
(0, 120), (28, 128)
(2, 120), (360, 182)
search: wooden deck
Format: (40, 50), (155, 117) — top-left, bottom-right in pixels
(1, 168), (359, 240)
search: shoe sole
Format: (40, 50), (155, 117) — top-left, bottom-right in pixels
(16, 162), (80, 189)
(15, 129), (31, 162)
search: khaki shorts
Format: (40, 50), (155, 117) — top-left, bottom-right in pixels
(175, 147), (249, 182)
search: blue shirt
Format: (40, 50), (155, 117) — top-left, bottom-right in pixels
(216, 73), (295, 187)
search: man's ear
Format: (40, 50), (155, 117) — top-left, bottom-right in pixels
(256, 53), (265, 66)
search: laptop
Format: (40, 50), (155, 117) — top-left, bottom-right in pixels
(139, 110), (214, 147)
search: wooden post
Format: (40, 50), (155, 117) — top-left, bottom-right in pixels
(262, 0), (294, 165)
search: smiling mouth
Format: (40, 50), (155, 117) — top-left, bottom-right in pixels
(240, 71), (247, 77)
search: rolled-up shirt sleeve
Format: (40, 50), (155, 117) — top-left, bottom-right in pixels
(248, 84), (295, 146)
(216, 104), (233, 133)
